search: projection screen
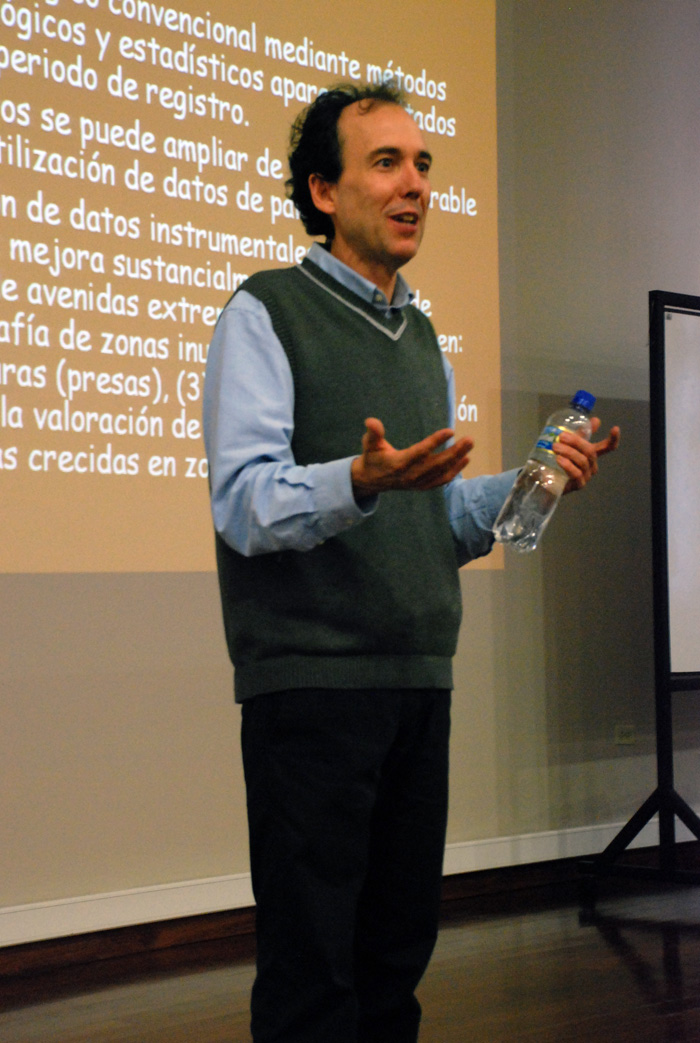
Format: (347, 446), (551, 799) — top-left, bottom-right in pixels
(0, 0), (500, 573)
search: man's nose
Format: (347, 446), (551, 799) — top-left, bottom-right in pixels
(400, 162), (426, 197)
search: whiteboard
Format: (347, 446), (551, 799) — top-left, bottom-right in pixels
(651, 291), (700, 682)
(665, 310), (700, 673)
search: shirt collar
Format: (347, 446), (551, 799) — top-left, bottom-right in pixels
(307, 242), (414, 311)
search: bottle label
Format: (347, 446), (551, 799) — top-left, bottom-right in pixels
(535, 424), (563, 455)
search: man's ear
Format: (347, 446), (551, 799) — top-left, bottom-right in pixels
(308, 173), (336, 216)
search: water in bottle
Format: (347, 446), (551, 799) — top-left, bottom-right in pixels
(493, 390), (595, 552)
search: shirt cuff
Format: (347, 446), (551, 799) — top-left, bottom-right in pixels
(311, 456), (378, 541)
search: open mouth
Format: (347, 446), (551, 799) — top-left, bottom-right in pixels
(391, 213), (419, 225)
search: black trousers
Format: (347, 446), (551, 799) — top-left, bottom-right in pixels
(241, 687), (451, 1043)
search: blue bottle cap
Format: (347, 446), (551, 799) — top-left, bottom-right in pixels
(571, 389), (595, 411)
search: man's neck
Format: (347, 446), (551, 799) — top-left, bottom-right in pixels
(328, 240), (397, 301)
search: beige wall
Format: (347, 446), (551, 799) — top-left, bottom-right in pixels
(3, 0), (700, 924)
(473, 0), (700, 844)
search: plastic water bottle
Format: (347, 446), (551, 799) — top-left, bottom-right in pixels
(493, 390), (595, 552)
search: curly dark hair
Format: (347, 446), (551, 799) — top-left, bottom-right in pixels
(287, 83), (406, 240)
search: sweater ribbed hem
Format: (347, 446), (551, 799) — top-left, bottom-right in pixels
(234, 654), (454, 702)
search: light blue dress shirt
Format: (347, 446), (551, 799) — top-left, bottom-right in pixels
(203, 243), (515, 566)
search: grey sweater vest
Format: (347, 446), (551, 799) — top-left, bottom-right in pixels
(216, 257), (462, 700)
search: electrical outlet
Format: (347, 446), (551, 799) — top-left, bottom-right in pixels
(614, 723), (636, 746)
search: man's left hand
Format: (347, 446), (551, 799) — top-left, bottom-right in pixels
(554, 418), (621, 493)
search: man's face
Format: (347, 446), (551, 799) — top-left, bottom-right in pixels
(312, 102), (432, 295)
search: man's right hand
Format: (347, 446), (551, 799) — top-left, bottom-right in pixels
(351, 417), (473, 498)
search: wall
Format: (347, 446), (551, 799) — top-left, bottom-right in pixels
(3, 0), (700, 944)
(463, 0), (700, 848)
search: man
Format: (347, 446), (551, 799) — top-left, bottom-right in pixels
(203, 84), (619, 1043)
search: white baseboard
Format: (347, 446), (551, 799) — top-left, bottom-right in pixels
(0, 814), (685, 949)
(0, 874), (255, 950)
(441, 816), (665, 874)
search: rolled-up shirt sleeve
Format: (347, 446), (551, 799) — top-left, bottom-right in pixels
(203, 291), (377, 557)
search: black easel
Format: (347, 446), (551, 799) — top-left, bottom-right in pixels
(579, 291), (700, 912)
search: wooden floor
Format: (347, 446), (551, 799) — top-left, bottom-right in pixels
(2, 884), (700, 1042)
